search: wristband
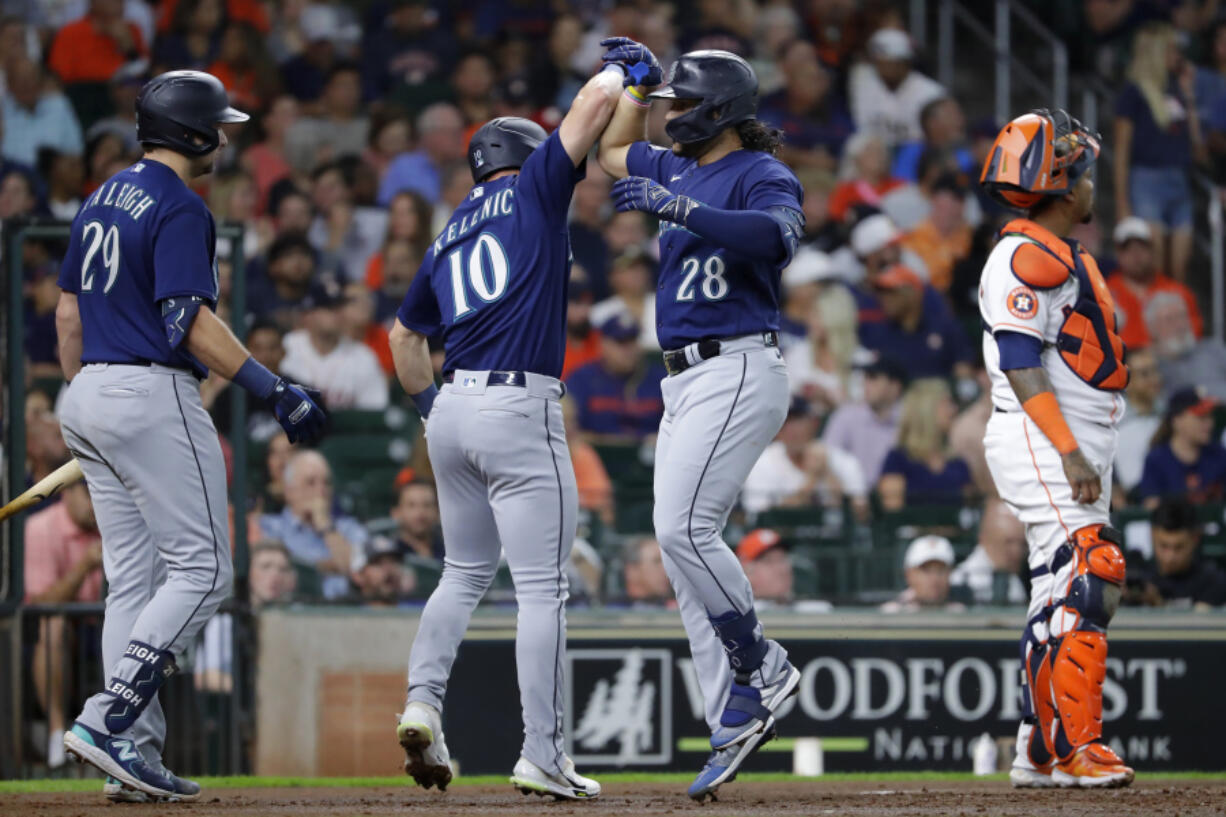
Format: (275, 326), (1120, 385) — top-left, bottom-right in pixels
(623, 86), (650, 108)
(233, 356), (279, 400)
(1021, 391), (1078, 455)
(410, 384), (439, 418)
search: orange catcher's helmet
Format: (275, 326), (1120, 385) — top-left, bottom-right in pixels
(979, 108), (1100, 210)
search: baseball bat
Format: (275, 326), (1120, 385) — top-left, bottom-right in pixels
(0, 459), (85, 523)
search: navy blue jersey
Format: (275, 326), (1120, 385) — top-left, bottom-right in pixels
(57, 160), (218, 372)
(397, 130), (584, 377)
(626, 142), (803, 349)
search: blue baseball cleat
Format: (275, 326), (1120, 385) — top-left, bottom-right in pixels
(63, 723), (187, 801)
(710, 661), (801, 750)
(104, 767), (200, 803)
(688, 719), (778, 801)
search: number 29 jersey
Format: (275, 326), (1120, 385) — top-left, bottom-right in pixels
(625, 142), (803, 350)
(397, 130), (585, 378)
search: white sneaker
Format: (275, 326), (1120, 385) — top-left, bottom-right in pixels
(47, 731), (66, 769)
(1009, 765), (1057, 788)
(397, 703), (452, 791)
(510, 755), (600, 800)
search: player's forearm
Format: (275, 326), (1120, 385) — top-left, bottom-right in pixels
(389, 319), (435, 396)
(55, 292), (83, 381)
(683, 205), (792, 262)
(183, 307), (253, 380)
(1004, 366), (1080, 454)
(559, 71), (622, 166)
(597, 91), (649, 178)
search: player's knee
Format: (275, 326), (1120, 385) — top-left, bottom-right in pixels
(1067, 524), (1125, 631)
(440, 562), (497, 593)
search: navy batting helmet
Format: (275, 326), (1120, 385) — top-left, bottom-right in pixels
(468, 117), (547, 183)
(648, 50), (759, 145)
(136, 70), (249, 158)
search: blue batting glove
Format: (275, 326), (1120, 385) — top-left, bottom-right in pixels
(611, 176), (700, 226)
(600, 36), (663, 87)
(270, 380), (327, 444)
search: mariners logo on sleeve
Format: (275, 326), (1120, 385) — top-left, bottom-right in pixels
(1007, 286), (1038, 319)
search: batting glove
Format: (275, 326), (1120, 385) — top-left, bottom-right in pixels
(611, 176), (700, 227)
(271, 380), (327, 444)
(600, 36), (663, 87)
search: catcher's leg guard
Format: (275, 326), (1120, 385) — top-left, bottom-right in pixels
(1019, 613), (1057, 768)
(1049, 524), (1125, 760)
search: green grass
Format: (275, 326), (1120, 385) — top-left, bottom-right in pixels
(3, 770), (1225, 794)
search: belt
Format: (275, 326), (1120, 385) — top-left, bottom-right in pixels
(83, 359), (196, 376)
(443, 370), (528, 387)
(662, 331), (779, 377)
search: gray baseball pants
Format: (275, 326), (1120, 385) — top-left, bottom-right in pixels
(59, 363), (233, 750)
(653, 338), (791, 733)
(405, 370), (576, 774)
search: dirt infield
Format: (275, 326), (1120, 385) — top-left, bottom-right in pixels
(4, 779), (1226, 817)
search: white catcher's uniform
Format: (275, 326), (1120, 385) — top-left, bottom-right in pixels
(978, 219), (1128, 765)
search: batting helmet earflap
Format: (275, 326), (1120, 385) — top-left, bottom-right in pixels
(136, 70), (249, 158)
(468, 117), (547, 183)
(979, 108), (1099, 211)
(648, 50), (759, 145)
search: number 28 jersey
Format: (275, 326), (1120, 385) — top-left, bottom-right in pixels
(397, 130), (585, 378)
(626, 142), (804, 350)
(57, 159), (219, 370)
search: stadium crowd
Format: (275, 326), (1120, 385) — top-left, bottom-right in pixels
(7, 0), (1226, 620)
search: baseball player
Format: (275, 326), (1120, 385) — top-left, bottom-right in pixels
(56, 71), (326, 802)
(597, 43), (805, 799)
(978, 109), (1134, 788)
(388, 63), (630, 799)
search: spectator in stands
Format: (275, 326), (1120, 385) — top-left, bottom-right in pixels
(591, 249), (659, 351)
(562, 396), (614, 526)
(0, 166), (36, 221)
(362, 112), (412, 186)
(247, 232), (315, 331)
(391, 479), (444, 562)
(949, 363), (996, 498)
(258, 431), (291, 513)
(879, 378), (972, 510)
(208, 21), (274, 112)
(364, 190), (433, 292)
(1, 59), (83, 167)
(281, 277), (390, 410)
(25, 391), (68, 486)
(430, 161), (473, 233)
(891, 96), (974, 182)
(848, 27), (945, 148)
(779, 246), (829, 346)
(783, 259), (859, 413)
(208, 320), (285, 444)
(860, 265), (972, 380)
(340, 282), (392, 374)
(882, 535), (966, 613)
(153, 0), (226, 71)
(84, 64), (144, 153)
(563, 277), (601, 380)
(240, 94), (297, 214)
(452, 51), (496, 129)
(1116, 347), (1165, 497)
(286, 62), (369, 174)
(352, 535), (415, 606)
(260, 449), (367, 600)
(1125, 497), (1226, 608)
(210, 167), (267, 262)
(370, 237), (419, 323)
(271, 185), (314, 235)
(795, 168), (842, 252)
(901, 174), (972, 293)
(24, 262), (61, 376)
(47, 0), (148, 86)
(36, 148), (80, 221)
(737, 529), (794, 606)
(1138, 386), (1226, 507)
(603, 209), (651, 260)
(81, 131), (132, 197)
(621, 536), (673, 606)
(1113, 22), (1204, 282)
(377, 102), (466, 206)
(823, 357), (905, 485)
(361, 0), (457, 111)
(569, 173), (613, 298)
(24, 477), (101, 767)
(950, 500), (1027, 605)
(827, 132), (904, 224)
(758, 39), (853, 172)
(564, 313), (666, 443)
(279, 2), (359, 106)
(743, 397), (867, 516)
(1146, 292), (1226, 399)
(1106, 217), (1202, 350)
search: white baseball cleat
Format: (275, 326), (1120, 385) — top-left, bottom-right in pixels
(104, 776), (152, 803)
(397, 703), (453, 791)
(1009, 764), (1057, 788)
(509, 755), (600, 800)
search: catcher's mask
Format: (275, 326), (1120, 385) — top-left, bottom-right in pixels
(979, 108), (1100, 211)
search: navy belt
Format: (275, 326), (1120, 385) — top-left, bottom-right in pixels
(83, 359), (197, 377)
(443, 370), (528, 387)
(662, 331), (779, 377)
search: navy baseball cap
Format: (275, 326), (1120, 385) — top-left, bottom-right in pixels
(1166, 386), (1216, 420)
(302, 276), (344, 310)
(861, 357), (908, 384)
(597, 312), (640, 342)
